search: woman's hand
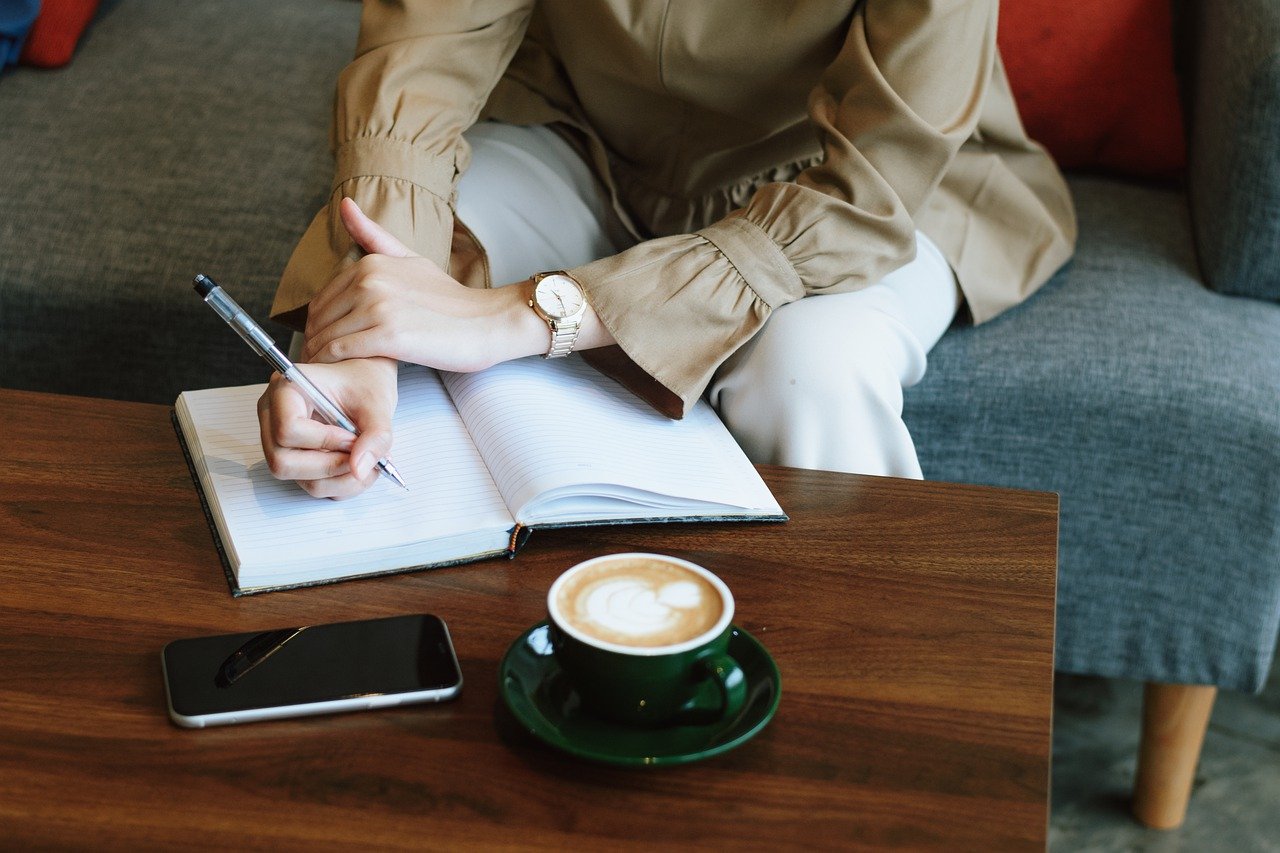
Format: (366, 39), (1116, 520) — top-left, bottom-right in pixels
(256, 356), (399, 499)
(301, 198), (546, 372)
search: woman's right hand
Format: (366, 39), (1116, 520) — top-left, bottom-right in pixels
(256, 355), (399, 499)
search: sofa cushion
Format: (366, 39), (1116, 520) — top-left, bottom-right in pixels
(0, 0), (359, 403)
(905, 176), (1280, 692)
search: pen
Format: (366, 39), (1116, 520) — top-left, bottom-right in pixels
(193, 274), (408, 490)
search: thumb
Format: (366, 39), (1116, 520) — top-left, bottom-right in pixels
(340, 196), (416, 258)
(349, 409), (394, 482)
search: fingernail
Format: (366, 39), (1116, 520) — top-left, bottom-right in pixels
(356, 452), (373, 477)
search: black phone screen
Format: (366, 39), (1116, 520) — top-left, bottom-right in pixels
(162, 614), (462, 719)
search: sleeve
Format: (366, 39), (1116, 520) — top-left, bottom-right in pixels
(575, 0), (997, 417)
(270, 0), (535, 328)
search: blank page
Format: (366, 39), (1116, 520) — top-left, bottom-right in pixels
(441, 357), (782, 523)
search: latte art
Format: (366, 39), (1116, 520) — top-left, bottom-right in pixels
(554, 557), (724, 648)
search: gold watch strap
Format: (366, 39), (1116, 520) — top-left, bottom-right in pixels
(545, 318), (581, 358)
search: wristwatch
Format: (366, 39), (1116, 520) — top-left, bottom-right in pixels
(529, 270), (588, 358)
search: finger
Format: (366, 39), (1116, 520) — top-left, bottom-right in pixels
(299, 450), (378, 499)
(305, 326), (393, 365)
(350, 434), (394, 482)
(347, 403), (395, 481)
(261, 371), (308, 422)
(261, 383), (356, 452)
(258, 380), (357, 484)
(340, 197), (416, 259)
(258, 377), (311, 452)
(278, 417), (357, 453)
(306, 263), (363, 342)
(267, 446), (354, 483)
(302, 306), (375, 362)
(298, 465), (380, 500)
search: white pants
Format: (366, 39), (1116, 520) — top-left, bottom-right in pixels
(457, 122), (961, 479)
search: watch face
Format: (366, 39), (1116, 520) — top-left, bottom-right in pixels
(534, 274), (585, 320)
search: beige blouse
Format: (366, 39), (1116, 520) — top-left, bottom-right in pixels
(272, 0), (1076, 417)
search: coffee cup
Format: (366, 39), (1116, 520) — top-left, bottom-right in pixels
(546, 552), (746, 728)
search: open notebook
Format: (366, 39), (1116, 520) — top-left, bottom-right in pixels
(174, 357), (786, 595)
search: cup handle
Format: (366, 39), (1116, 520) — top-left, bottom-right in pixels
(674, 652), (747, 726)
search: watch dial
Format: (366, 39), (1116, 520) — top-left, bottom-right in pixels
(536, 275), (584, 318)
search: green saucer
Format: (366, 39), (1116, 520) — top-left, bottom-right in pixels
(499, 621), (781, 766)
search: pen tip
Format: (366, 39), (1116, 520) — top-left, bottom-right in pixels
(193, 275), (216, 297)
(379, 460), (409, 491)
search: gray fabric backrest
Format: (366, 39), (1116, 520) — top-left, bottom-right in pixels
(1178, 0), (1280, 303)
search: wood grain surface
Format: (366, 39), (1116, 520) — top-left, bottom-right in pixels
(0, 388), (1058, 850)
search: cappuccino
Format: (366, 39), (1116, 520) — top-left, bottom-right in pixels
(553, 555), (725, 649)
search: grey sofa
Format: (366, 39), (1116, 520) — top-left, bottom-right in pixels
(2, 0), (1276, 829)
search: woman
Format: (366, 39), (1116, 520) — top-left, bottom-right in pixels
(259, 0), (1075, 499)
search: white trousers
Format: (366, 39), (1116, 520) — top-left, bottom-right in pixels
(457, 122), (961, 479)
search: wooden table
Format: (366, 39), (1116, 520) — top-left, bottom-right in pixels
(0, 389), (1058, 850)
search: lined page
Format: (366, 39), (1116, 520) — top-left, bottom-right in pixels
(441, 357), (781, 523)
(177, 367), (511, 584)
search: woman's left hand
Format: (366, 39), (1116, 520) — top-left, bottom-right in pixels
(302, 197), (543, 372)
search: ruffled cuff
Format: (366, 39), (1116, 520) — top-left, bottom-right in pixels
(572, 214), (805, 417)
(271, 138), (458, 328)
(739, 180), (917, 296)
(332, 136), (458, 202)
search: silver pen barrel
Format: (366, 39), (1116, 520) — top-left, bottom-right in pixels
(194, 275), (292, 375)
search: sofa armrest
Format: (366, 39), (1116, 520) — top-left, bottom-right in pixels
(1184, 0), (1280, 303)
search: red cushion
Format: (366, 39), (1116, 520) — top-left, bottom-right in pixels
(19, 0), (101, 68)
(997, 0), (1186, 177)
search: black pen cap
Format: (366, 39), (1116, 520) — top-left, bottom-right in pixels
(193, 274), (218, 297)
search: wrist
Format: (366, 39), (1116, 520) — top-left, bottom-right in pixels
(491, 280), (551, 364)
(366, 355), (399, 376)
(357, 356), (400, 395)
(486, 277), (615, 367)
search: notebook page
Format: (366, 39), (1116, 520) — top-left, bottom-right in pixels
(440, 357), (780, 522)
(177, 367), (511, 579)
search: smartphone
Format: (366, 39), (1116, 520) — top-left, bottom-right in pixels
(161, 613), (463, 728)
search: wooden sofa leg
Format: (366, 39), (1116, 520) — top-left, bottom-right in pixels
(1132, 682), (1218, 829)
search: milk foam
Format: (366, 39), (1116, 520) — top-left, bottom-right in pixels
(582, 578), (704, 638)
(555, 557), (726, 649)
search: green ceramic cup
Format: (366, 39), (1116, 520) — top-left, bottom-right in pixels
(546, 553), (747, 728)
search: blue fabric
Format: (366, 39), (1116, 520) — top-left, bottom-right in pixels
(906, 176), (1280, 694)
(0, 0), (40, 67)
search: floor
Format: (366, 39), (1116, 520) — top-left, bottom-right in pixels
(1049, 647), (1280, 852)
